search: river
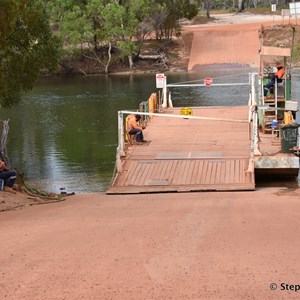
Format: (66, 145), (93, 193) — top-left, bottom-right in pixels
(1, 65), (300, 194)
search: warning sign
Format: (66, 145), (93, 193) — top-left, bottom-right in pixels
(180, 107), (193, 116)
(156, 73), (165, 88)
(204, 77), (213, 87)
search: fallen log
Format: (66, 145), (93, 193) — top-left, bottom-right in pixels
(139, 54), (164, 60)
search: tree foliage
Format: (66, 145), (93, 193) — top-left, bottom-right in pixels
(46, 0), (199, 72)
(0, 0), (61, 108)
(153, 0), (198, 39)
(46, 0), (155, 72)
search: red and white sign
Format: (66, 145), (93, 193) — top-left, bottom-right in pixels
(204, 77), (213, 87)
(156, 73), (165, 88)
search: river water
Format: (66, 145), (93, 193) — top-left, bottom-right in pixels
(1, 65), (300, 194)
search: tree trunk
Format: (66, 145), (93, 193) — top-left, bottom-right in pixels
(105, 42), (112, 74)
(204, 0), (210, 18)
(0, 120), (10, 168)
(238, 0), (244, 12)
(206, 8), (210, 18)
(128, 54), (134, 69)
(136, 34), (146, 57)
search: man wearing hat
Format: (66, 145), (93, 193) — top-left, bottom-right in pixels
(264, 63), (285, 98)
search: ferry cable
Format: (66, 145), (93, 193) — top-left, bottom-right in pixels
(167, 72), (253, 86)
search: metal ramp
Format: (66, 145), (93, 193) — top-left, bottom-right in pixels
(107, 106), (256, 194)
(107, 157), (254, 194)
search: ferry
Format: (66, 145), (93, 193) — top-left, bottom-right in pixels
(107, 46), (299, 194)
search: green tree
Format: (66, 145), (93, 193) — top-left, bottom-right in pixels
(47, 0), (155, 72)
(0, 0), (61, 108)
(154, 0), (199, 39)
(113, 0), (153, 68)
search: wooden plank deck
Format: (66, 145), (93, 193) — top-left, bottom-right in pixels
(107, 106), (255, 194)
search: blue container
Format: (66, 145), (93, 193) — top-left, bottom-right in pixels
(271, 120), (278, 127)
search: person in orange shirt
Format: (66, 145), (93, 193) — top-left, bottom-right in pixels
(0, 160), (17, 188)
(264, 63), (285, 97)
(127, 114), (146, 144)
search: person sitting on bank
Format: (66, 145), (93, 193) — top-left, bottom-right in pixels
(127, 114), (146, 144)
(264, 63), (285, 98)
(0, 159), (17, 188)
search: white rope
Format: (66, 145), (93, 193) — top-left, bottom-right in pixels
(167, 72), (254, 86)
(120, 110), (248, 124)
(167, 83), (249, 87)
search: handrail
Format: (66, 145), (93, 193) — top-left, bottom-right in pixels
(247, 73), (261, 173)
(166, 83), (250, 87)
(120, 110), (248, 123)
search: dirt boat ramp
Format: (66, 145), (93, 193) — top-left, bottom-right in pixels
(1, 13), (300, 300)
(184, 13), (293, 70)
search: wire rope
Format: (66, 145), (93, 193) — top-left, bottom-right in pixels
(169, 72), (254, 86)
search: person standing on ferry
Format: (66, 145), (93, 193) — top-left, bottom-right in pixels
(264, 63), (285, 98)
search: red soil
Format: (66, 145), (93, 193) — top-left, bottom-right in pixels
(183, 15), (295, 70)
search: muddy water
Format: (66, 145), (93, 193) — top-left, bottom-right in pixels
(1, 66), (299, 193)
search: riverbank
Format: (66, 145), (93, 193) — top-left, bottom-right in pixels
(54, 13), (300, 76)
(0, 185), (68, 212)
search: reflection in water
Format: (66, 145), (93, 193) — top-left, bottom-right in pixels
(1, 66), (299, 193)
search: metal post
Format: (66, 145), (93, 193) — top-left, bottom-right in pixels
(250, 73), (261, 156)
(251, 73), (257, 106)
(248, 91), (252, 124)
(118, 111), (125, 157)
(158, 90), (163, 112)
(275, 78), (278, 119)
(247, 106), (261, 173)
(162, 76), (168, 108)
(168, 91), (173, 108)
(294, 0), (298, 25)
(247, 109), (255, 173)
(253, 108), (261, 156)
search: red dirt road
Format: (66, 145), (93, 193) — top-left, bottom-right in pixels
(185, 16), (293, 70)
(186, 22), (261, 69)
(1, 189), (300, 299)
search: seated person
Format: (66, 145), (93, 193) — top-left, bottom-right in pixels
(127, 114), (146, 144)
(264, 63), (285, 98)
(0, 159), (17, 188)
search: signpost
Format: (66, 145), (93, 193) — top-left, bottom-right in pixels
(156, 73), (165, 89)
(281, 9), (290, 24)
(203, 77), (213, 87)
(289, 1), (300, 24)
(271, 4), (276, 25)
